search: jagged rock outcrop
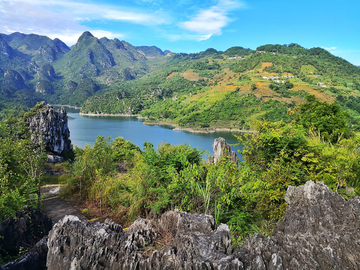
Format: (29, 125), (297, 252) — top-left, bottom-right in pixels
(210, 137), (239, 165)
(237, 180), (360, 269)
(3, 238), (48, 270)
(0, 207), (53, 269)
(47, 211), (242, 269)
(25, 102), (71, 158)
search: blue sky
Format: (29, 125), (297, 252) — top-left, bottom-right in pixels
(0, 0), (359, 65)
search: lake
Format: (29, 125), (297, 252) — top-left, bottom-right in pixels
(64, 107), (243, 159)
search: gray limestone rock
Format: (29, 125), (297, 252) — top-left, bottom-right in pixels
(46, 153), (64, 163)
(210, 137), (239, 165)
(0, 207), (53, 269)
(25, 102), (71, 156)
(3, 238), (48, 270)
(237, 180), (360, 269)
(46, 211), (243, 270)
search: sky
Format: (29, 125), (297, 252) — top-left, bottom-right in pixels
(0, 0), (359, 65)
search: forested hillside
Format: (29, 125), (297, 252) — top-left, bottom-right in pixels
(80, 43), (360, 131)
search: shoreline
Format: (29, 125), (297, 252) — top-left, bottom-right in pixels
(79, 112), (144, 118)
(51, 104), (82, 110)
(142, 121), (256, 134)
(75, 112), (256, 134)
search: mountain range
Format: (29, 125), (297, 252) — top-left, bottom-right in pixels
(0, 31), (168, 112)
(1, 31), (360, 130)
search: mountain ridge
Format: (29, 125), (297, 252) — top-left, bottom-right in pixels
(1, 31), (360, 130)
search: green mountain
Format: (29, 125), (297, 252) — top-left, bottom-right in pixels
(80, 44), (360, 131)
(1, 32), (70, 62)
(1, 32), (360, 130)
(51, 31), (153, 105)
(0, 31), (167, 112)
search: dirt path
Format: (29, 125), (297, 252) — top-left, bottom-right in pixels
(41, 185), (87, 223)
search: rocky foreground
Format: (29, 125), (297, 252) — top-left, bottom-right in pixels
(2, 180), (360, 269)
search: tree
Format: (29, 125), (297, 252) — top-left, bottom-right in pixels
(73, 136), (114, 198)
(14, 138), (46, 208)
(284, 80), (294, 89)
(0, 110), (46, 219)
(294, 95), (352, 143)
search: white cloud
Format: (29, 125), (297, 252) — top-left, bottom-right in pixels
(90, 30), (125, 40)
(178, 0), (243, 40)
(321, 46), (337, 51)
(0, 0), (167, 45)
(0, 1), (86, 43)
(5, 0), (168, 25)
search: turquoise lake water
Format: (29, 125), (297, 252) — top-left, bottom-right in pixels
(64, 107), (243, 159)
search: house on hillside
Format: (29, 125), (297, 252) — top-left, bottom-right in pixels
(228, 57), (245, 60)
(263, 76), (280, 80)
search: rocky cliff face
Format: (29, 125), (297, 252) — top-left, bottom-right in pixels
(210, 137), (239, 165)
(25, 102), (71, 158)
(46, 181), (360, 270)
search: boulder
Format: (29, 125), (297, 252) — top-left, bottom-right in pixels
(47, 211), (243, 269)
(210, 137), (239, 165)
(3, 238), (48, 270)
(25, 102), (71, 156)
(0, 207), (53, 268)
(46, 153), (64, 163)
(237, 180), (360, 269)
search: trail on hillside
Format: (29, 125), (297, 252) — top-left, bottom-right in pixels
(41, 185), (87, 223)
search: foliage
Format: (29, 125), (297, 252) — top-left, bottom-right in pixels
(223, 46), (254, 57)
(141, 92), (293, 129)
(294, 95), (352, 143)
(0, 106), (47, 221)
